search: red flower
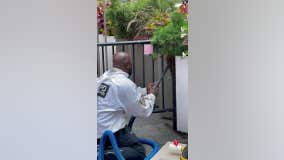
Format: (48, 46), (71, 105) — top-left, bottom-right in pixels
(173, 139), (179, 146)
(179, 3), (188, 15)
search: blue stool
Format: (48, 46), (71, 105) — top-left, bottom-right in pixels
(98, 116), (159, 160)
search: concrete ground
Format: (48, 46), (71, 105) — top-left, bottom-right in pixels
(130, 112), (188, 154)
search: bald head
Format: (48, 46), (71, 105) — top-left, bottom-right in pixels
(113, 52), (132, 75)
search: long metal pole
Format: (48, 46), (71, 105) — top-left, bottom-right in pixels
(153, 64), (170, 90)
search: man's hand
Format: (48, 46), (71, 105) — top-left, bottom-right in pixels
(146, 82), (160, 95)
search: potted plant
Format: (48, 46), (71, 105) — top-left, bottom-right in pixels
(151, 11), (188, 71)
(150, 1), (189, 131)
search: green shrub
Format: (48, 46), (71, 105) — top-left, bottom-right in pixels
(106, 0), (179, 40)
(127, 0), (178, 39)
(106, 0), (136, 40)
(151, 11), (188, 57)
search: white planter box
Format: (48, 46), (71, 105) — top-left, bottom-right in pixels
(176, 56), (189, 133)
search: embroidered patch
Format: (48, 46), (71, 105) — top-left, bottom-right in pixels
(139, 95), (147, 106)
(97, 83), (110, 98)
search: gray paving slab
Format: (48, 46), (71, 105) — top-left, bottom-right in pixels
(129, 112), (188, 154)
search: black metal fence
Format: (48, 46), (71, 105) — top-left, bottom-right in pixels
(97, 40), (176, 128)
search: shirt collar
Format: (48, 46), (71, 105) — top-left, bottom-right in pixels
(108, 67), (129, 78)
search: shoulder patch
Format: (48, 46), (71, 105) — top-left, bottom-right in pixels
(97, 83), (110, 98)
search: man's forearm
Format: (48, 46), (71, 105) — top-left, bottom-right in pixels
(137, 93), (155, 117)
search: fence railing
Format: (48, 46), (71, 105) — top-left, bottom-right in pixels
(97, 40), (174, 114)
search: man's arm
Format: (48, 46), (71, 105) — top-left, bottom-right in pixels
(118, 81), (159, 118)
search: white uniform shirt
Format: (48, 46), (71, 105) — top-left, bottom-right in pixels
(97, 68), (156, 138)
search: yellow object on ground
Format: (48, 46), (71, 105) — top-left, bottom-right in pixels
(180, 145), (188, 160)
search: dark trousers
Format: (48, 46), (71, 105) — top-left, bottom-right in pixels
(97, 126), (146, 160)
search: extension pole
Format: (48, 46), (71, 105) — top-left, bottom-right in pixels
(128, 64), (170, 130)
(153, 64), (170, 90)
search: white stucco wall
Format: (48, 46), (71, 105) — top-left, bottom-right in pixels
(176, 57), (189, 133)
(0, 1), (97, 160)
(189, 0), (284, 160)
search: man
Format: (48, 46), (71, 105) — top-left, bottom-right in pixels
(97, 52), (159, 160)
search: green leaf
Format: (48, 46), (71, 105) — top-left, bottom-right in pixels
(151, 52), (159, 60)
